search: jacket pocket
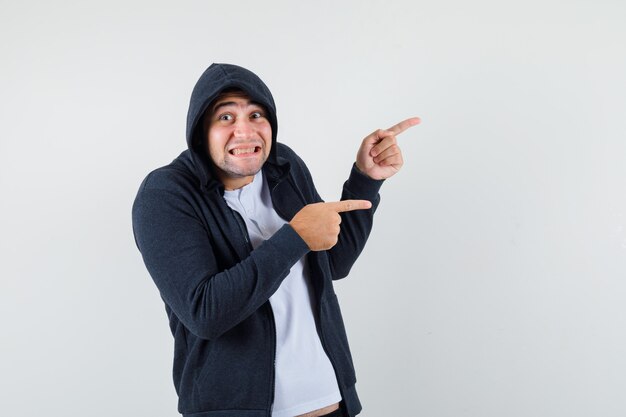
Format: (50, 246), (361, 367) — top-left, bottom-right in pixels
(185, 315), (272, 413)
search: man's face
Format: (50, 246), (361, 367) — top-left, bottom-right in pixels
(205, 92), (272, 190)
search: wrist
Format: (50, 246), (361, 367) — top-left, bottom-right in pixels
(354, 161), (372, 179)
(345, 163), (385, 200)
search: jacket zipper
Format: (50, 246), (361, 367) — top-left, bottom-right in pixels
(266, 302), (277, 416)
(268, 179), (347, 410)
(316, 300), (345, 402)
(231, 175), (341, 415)
(230, 208), (277, 416)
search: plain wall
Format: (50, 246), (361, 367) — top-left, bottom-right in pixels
(1, 1), (625, 416)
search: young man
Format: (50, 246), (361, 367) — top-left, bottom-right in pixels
(132, 63), (419, 417)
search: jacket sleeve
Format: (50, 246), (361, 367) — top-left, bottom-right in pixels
(285, 144), (384, 280)
(328, 163), (385, 279)
(131, 174), (310, 341)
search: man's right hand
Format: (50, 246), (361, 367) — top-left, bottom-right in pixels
(290, 200), (372, 251)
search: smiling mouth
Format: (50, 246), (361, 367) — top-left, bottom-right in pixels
(230, 146), (261, 156)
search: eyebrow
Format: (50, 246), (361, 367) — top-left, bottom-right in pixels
(211, 100), (265, 114)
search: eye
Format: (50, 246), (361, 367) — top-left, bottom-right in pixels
(218, 113), (233, 121)
(250, 111), (264, 119)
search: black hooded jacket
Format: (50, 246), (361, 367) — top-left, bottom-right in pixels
(132, 63), (384, 417)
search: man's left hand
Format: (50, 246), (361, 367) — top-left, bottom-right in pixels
(355, 117), (421, 180)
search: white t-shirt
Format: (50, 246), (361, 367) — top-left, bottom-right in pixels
(223, 171), (341, 417)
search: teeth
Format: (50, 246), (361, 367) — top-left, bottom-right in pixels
(232, 147), (256, 155)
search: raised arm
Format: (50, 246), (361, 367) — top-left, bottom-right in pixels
(328, 117), (421, 278)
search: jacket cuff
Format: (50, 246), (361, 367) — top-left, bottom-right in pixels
(344, 163), (385, 201)
(269, 223), (311, 261)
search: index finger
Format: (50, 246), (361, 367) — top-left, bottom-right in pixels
(325, 200), (372, 213)
(386, 117), (421, 136)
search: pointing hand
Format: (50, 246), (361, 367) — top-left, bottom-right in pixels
(290, 200), (372, 251)
(356, 117), (421, 180)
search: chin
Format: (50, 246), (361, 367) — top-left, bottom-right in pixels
(225, 164), (263, 178)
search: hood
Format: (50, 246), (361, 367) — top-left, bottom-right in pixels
(185, 63), (280, 190)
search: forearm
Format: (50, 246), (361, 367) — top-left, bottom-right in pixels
(328, 164), (384, 278)
(133, 185), (309, 340)
(169, 224), (309, 339)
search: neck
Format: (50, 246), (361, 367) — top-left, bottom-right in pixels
(220, 174), (255, 191)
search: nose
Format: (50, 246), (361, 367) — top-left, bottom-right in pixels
(233, 118), (254, 138)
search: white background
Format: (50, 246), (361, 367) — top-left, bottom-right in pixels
(2, 1), (625, 416)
